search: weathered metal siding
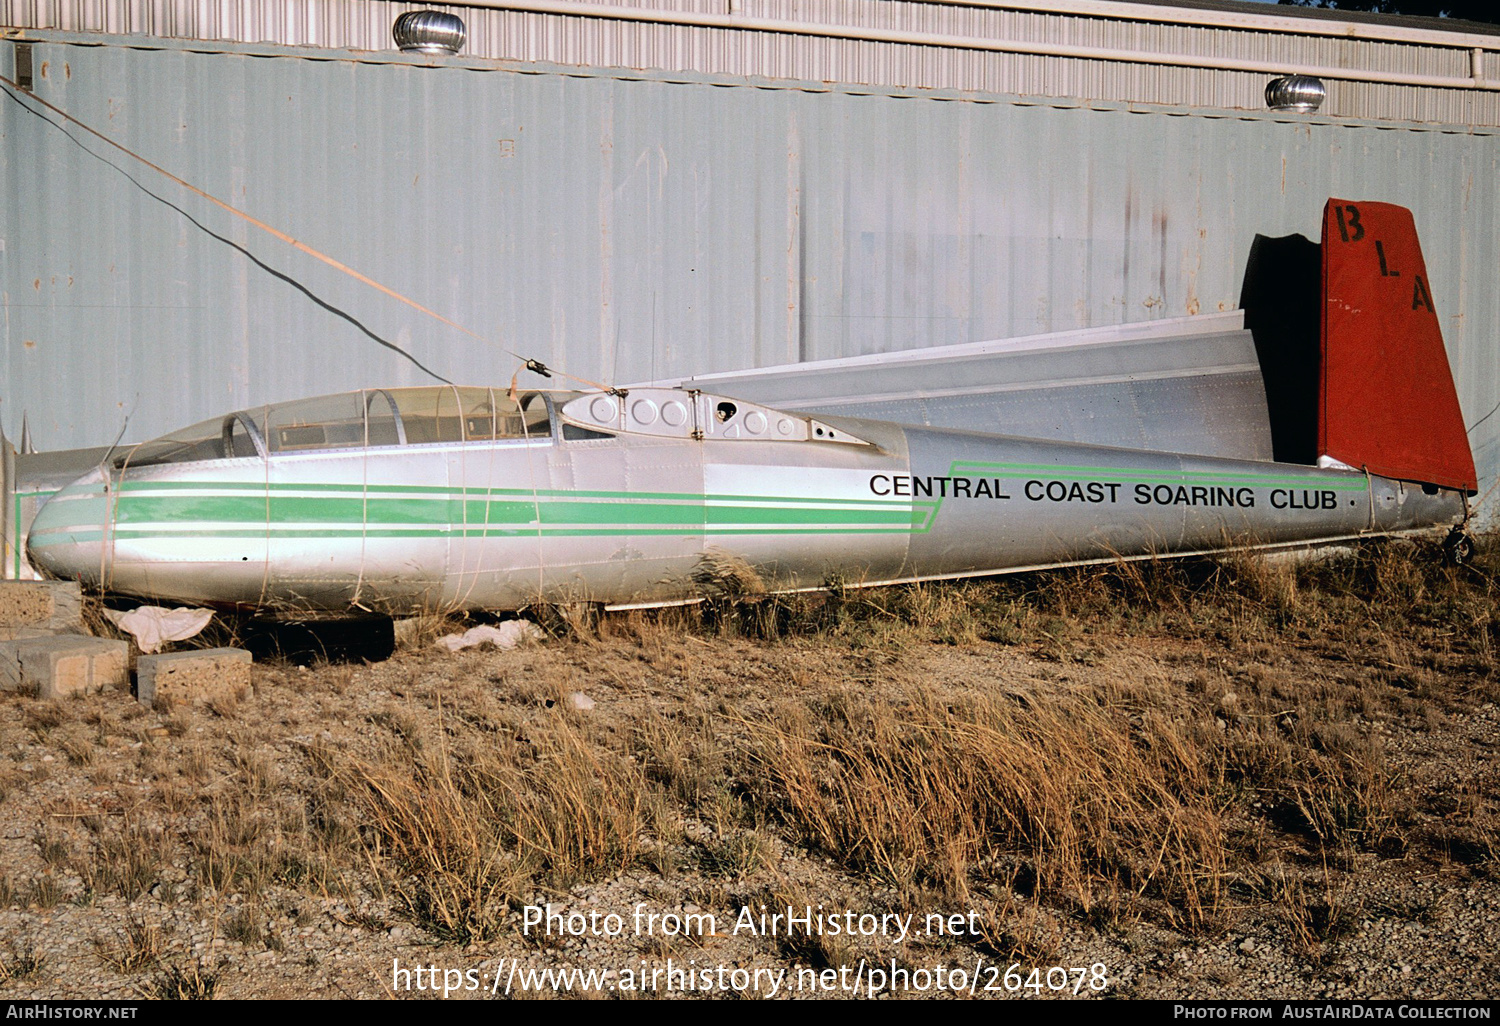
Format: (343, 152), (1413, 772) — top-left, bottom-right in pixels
(3, 0), (1500, 125)
(2, 33), (1498, 518)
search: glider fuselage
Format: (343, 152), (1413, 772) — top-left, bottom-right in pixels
(23, 386), (1465, 614)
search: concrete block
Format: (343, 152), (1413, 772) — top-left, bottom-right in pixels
(0, 581), (83, 633)
(137, 647), (252, 709)
(391, 617), (422, 650)
(0, 625), (65, 641)
(0, 635), (130, 699)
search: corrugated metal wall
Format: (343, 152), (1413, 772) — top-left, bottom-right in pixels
(2, 33), (1498, 518)
(3, 0), (1499, 125)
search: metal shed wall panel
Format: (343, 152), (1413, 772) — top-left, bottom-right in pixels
(1, 35), (1498, 518)
(3, 0), (1500, 125)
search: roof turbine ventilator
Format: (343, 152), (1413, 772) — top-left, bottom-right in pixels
(393, 10), (467, 56)
(1265, 75), (1326, 114)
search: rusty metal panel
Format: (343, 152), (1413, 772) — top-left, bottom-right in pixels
(1, 33), (1498, 519)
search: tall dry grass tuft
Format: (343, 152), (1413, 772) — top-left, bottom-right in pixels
(140, 959), (219, 1000)
(636, 712), (725, 809)
(0, 943), (46, 983)
(1264, 862), (1363, 962)
(882, 583), (986, 646)
(533, 601), (604, 640)
(94, 916), (164, 973)
(690, 552), (802, 639)
(1215, 551), (1300, 617)
(332, 708), (650, 944)
(80, 822), (168, 901)
(1283, 722), (1408, 858)
(738, 681), (1227, 930)
(78, 594), (119, 641)
(692, 551), (767, 601)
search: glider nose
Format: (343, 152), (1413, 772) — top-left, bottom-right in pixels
(26, 466), (114, 586)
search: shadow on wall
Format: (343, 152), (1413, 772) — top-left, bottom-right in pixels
(1240, 233), (1321, 467)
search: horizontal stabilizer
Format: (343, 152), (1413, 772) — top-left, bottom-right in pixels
(1321, 200), (1476, 493)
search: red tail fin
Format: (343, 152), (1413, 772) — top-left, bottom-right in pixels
(1320, 199), (1476, 494)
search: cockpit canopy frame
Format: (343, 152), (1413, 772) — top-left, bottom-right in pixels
(118, 386), (553, 468)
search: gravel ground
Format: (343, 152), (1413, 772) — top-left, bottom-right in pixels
(0, 595), (1495, 1001)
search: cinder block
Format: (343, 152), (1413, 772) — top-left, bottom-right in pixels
(136, 647), (252, 709)
(0, 625), (65, 641)
(391, 617), (422, 650)
(0, 635), (130, 699)
(0, 581), (83, 633)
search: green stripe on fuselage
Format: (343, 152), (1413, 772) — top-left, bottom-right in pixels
(111, 494), (922, 528)
(38, 483), (932, 545)
(103, 525), (923, 540)
(117, 480), (915, 505)
(40, 458), (1350, 548)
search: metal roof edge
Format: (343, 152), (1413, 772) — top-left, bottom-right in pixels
(5, 26), (1498, 135)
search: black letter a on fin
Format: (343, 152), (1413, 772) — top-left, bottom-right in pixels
(1412, 275), (1434, 312)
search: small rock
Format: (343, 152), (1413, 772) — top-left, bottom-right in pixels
(1238, 938), (1256, 954)
(570, 692), (595, 711)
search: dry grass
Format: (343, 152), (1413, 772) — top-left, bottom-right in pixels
(1260, 862), (1362, 962)
(698, 830), (775, 879)
(390, 610), (471, 652)
(754, 883), (860, 969)
(620, 532), (1499, 942)
(0, 943), (45, 984)
(737, 680), (1228, 930)
(94, 916), (164, 974)
(140, 960), (220, 1000)
(79, 822), (168, 901)
(329, 706), (652, 944)
(0, 531), (1493, 997)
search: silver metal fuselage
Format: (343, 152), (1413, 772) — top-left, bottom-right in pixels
(24, 387), (1465, 614)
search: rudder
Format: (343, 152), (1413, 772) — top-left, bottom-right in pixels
(1320, 199), (1476, 494)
